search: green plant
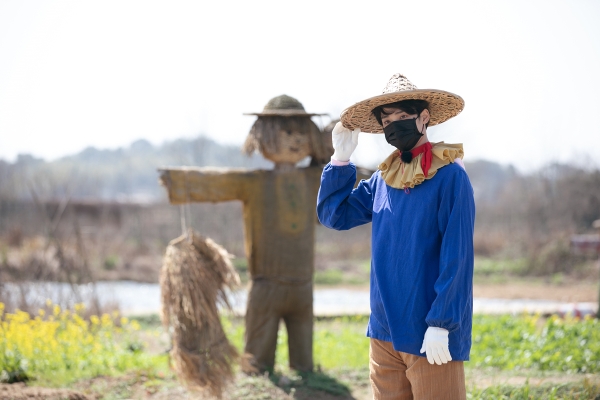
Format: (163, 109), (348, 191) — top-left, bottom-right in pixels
(314, 270), (344, 285)
(0, 302), (165, 386)
(468, 379), (600, 399)
(103, 255), (119, 270)
(471, 314), (600, 373)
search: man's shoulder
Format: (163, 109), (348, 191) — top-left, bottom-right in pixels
(437, 161), (469, 179)
(434, 162), (473, 191)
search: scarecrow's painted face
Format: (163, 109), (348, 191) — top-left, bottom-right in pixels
(262, 129), (311, 165)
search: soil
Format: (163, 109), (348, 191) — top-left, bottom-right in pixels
(325, 280), (599, 303)
(473, 280), (598, 303)
(5, 369), (599, 400)
(0, 382), (92, 399)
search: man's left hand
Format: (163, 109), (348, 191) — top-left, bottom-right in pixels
(419, 327), (452, 365)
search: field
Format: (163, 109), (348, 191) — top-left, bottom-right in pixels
(1, 159), (600, 398)
(1, 303), (600, 400)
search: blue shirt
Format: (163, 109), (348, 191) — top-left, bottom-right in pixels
(317, 162), (475, 361)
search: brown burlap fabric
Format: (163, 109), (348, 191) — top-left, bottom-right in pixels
(159, 167), (322, 372)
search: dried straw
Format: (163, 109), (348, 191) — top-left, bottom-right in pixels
(160, 229), (240, 399)
(340, 73), (465, 133)
(243, 116), (328, 164)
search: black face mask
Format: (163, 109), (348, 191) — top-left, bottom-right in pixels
(383, 118), (424, 152)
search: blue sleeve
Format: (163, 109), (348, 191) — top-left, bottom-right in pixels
(316, 162), (375, 231)
(425, 168), (476, 332)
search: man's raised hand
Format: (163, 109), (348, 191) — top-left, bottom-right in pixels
(331, 122), (360, 162)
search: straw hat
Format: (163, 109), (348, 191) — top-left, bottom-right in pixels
(340, 73), (464, 134)
(245, 94), (327, 117)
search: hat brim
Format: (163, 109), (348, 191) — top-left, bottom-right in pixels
(244, 111), (328, 117)
(340, 89), (464, 133)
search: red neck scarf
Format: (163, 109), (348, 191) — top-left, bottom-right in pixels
(399, 142), (433, 177)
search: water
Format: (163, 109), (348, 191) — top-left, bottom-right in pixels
(2, 281), (596, 317)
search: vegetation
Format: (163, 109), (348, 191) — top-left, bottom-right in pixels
(221, 314), (600, 374)
(2, 306), (599, 398)
(471, 314), (600, 373)
(0, 302), (165, 386)
(467, 380), (600, 400)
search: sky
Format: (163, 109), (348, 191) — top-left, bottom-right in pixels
(1, 0), (599, 171)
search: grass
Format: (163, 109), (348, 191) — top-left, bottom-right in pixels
(314, 259), (371, 286)
(224, 313), (600, 374)
(234, 256), (373, 286)
(467, 379), (600, 400)
(471, 314), (600, 373)
(474, 257), (529, 277)
(3, 305), (600, 399)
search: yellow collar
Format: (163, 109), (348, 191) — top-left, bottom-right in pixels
(378, 142), (464, 189)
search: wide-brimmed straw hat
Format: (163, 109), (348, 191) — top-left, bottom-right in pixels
(244, 94), (327, 117)
(340, 73), (464, 133)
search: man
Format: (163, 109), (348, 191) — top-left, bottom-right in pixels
(317, 73), (475, 399)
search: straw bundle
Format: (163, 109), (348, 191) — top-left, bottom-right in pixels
(160, 230), (240, 399)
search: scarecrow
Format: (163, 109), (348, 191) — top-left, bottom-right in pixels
(317, 73), (475, 399)
(159, 94), (330, 374)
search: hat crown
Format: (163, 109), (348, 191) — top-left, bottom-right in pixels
(263, 94), (306, 112)
(382, 73), (418, 94)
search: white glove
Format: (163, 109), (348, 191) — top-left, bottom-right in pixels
(419, 327), (452, 365)
(331, 122), (360, 162)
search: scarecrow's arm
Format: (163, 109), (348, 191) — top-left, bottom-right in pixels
(158, 167), (251, 204)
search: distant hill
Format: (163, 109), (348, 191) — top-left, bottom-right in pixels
(0, 136), (272, 202)
(0, 136), (584, 207)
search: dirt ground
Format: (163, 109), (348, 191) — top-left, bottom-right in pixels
(4, 369), (599, 400)
(473, 280), (598, 303)
(327, 280), (599, 303)
(0, 382), (92, 399)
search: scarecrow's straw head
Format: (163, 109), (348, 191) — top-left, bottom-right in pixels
(243, 95), (331, 165)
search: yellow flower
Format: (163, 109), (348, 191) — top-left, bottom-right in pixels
(130, 320), (140, 331)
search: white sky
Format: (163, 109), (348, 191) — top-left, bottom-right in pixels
(1, 0), (599, 171)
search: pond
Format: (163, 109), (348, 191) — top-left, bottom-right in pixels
(1, 281), (596, 317)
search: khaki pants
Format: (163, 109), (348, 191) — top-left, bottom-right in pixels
(370, 338), (466, 400)
(242, 279), (313, 373)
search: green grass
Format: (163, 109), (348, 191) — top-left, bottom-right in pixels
(471, 314), (600, 373)
(314, 269), (344, 285)
(222, 314), (600, 375)
(232, 257), (249, 283)
(4, 308), (600, 398)
(474, 257), (528, 276)
(468, 379), (600, 400)
(313, 260), (371, 286)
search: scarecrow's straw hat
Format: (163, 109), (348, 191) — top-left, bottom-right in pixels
(244, 94), (327, 117)
(340, 73), (464, 134)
